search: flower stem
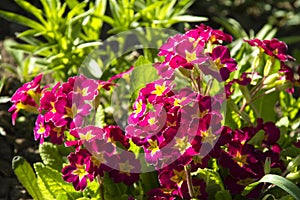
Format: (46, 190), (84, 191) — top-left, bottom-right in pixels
(96, 175), (104, 200)
(184, 165), (195, 198)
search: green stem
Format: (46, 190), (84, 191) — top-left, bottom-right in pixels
(97, 175), (104, 200)
(184, 165), (195, 198)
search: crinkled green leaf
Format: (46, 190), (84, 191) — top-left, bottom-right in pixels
(34, 163), (81, 199)
(39, 142), (64, 171)
(37, 175), (55, 199)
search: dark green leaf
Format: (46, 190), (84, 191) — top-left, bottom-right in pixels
(215, 190), (232, 200)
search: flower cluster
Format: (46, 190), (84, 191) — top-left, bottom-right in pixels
(9, 23), (300, 200)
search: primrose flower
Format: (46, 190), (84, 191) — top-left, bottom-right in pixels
(245, 38), (295, 61)
(47, 121), (65, 145)
(65, 125), (105, 150)
(158, 163), (187, 189)
(186, 23), (233, 45)
(62, 149), (94, 191)
(33, 114), (50, 144)
(147, 187), (178, 200)
(140, 79), (174, 104)
(9, 74), (44, 125)
(108, 151), (140, 185)
(201, 45), (237, 81)
(84, 137), (116, 176)
(73, 75), (99, 101)
(180, 178), (208, 199)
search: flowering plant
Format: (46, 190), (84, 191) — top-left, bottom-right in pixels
(10, 24), (300, 200)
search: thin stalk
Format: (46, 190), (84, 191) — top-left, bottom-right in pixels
(184, 165), (195, 199)
(97, 175), (104, 200)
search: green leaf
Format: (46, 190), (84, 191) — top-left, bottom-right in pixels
(56, 193), (69, 200)
(12, 156), (44, 200)
(215, 190), (232, 200)
(83, 179), (101, 199)
(140, 171), (159, 194)
(94, 103), (106, 128)
(286, 155), (300, 173)
(242, 181), (261, 196)
(192, 168), (224, 199)
(252, 91), (279, 122)
(34, 163), (81, 199)
(15, 0), (46, 24)
(37, 176), (55, 199)
(10, 44), (37, 53)
(39, 142), (64, 171)
(130, 56), (158, 100)
(214, 17), (248, 39)
(244, 174), (300, 200)
(103, 173), (128, 199)
(0, 10), (44, 31)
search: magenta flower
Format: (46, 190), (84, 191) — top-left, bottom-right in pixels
(50, 92), (91, 127)
(180, 178), (208, 199)
(62, 149), (94, 191)
(129, 96), (147, 124)
(104, 125), (130, 149)
(33, 114), (50, 144)
(202, 45), (237, 81)
(48, 121), (65, 145)
(73, 75), (99, 101)
(245, 38), (295, 61)
(158, 163), (186, 189)
(9, 74), (44, 125)
(140, 80), (174, 104)
(108, 151), (140, 185)
(66, 126), (105, 150)
(84, 138), (116, 176)
(127, 103), (166, 139)
(185, 23), (233, 44)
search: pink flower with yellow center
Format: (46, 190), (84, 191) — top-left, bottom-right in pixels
(33, 114), (50, 144)
(62, 149), (94, 191)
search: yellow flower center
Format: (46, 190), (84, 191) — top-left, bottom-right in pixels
(233, 151), (248, 167)
(148, 139), (160, 155)
(72, 164), (88, 180)
(119, 160), (135, 176)
(170, 169), (186, 186)
(185, 51), (197, 63)
(175, 136), (191, 154)
(79, 130), (95, 141)
(152, 84), (166, 96)
(134, 99), (143, 116)
(214, 57), (224, 70)
(37, 124), (45, 134)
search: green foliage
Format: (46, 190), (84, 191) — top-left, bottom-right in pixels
(34, 163), (82, 199)
(243, 174), (300, 200)
(0, 0), (106, 81)
(12, 156), (44, 200)
(103, 0), (207, 34)
(39, 142), (64, 171)
(0, 39), (42, 82)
